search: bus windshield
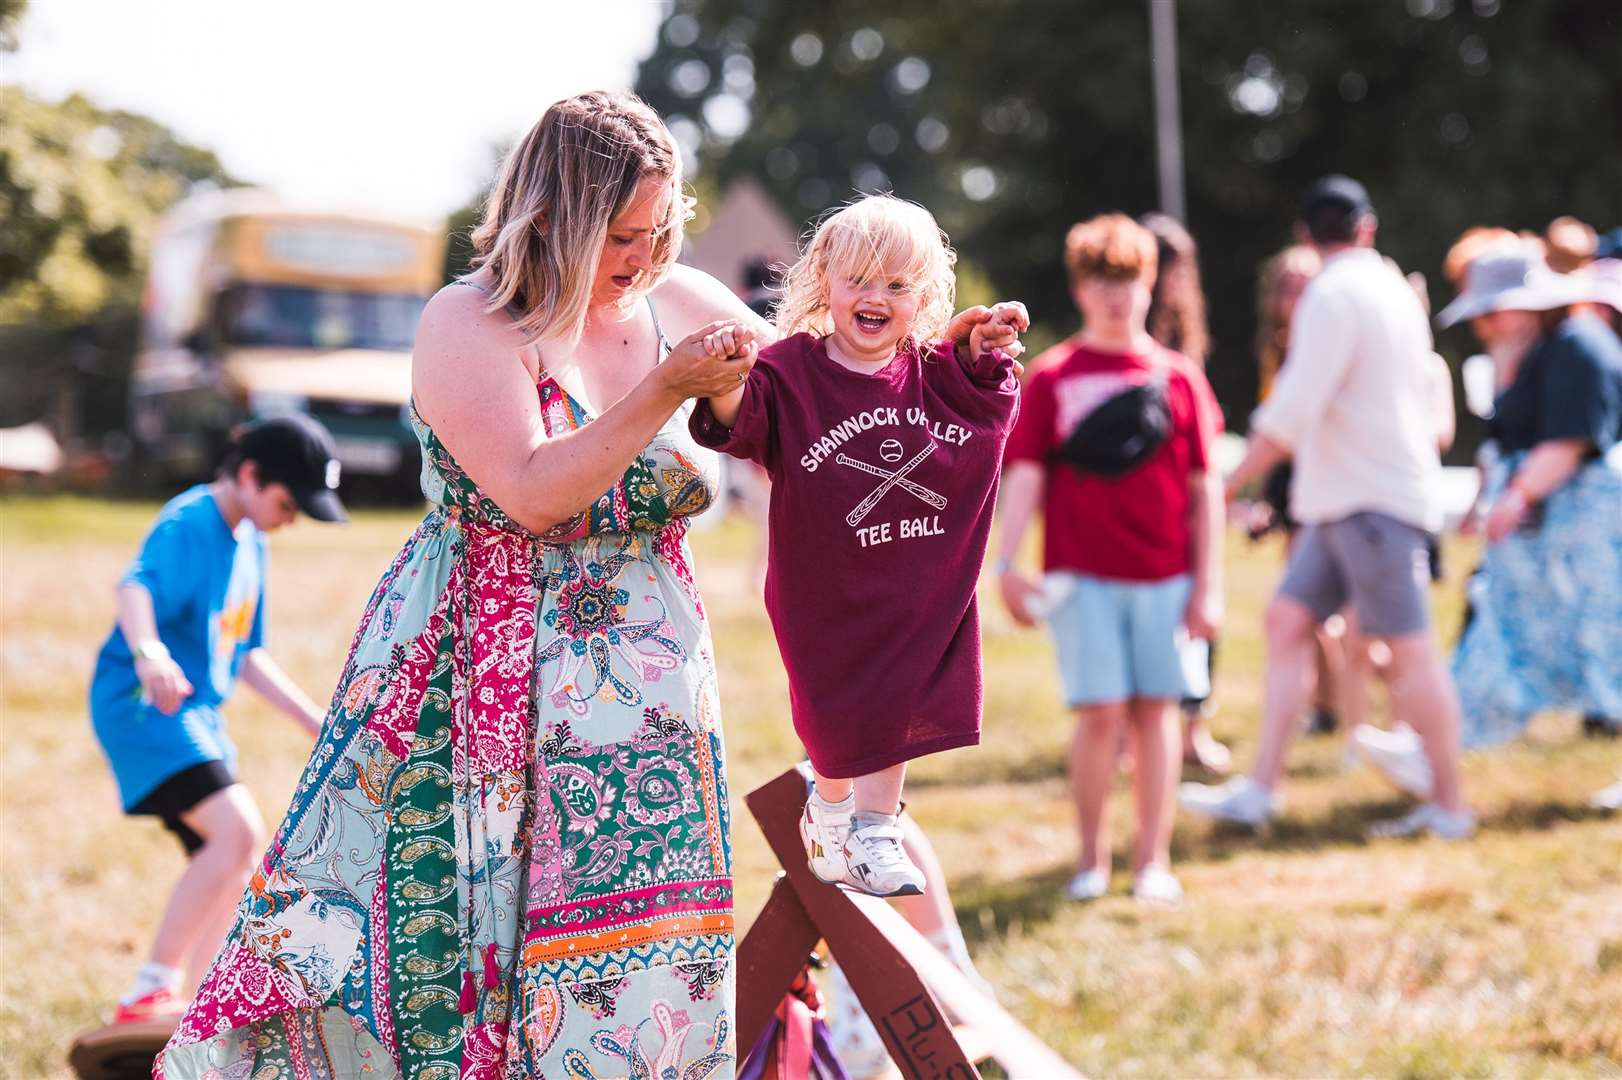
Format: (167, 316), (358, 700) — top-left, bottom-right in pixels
(218, 284), (427, 351)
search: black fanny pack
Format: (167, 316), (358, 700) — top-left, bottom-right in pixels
(1051, 370), (1172, 477)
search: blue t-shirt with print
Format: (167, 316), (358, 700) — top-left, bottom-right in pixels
(90, 485), (267, 809)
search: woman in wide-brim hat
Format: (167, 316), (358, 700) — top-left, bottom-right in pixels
(1362, 245), (1622, 795)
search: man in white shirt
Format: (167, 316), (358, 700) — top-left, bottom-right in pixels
(1180, 176), (1473, 839)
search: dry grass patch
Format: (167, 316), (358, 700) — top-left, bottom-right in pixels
(2, 498), (1619, 1078)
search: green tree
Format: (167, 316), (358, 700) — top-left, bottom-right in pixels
(634, 0), (1622, 431)
(1, 87), (237, 326)
(0, 88), (238, 431)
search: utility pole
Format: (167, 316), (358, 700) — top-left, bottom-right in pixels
(1148, 0), (1187, 221)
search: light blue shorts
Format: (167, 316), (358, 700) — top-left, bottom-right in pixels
(1045, 571), (1199, 707)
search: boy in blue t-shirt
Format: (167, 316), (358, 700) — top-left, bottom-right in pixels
(91, 414), (347, 1023)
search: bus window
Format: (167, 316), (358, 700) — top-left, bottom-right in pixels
(218, 285), (426, 352)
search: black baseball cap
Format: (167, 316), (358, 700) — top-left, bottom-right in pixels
(237, 414), (348, 522)
(1301, 174), (1374, 219)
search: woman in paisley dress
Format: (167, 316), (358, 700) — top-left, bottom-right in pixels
(155, 91), (774, 1079)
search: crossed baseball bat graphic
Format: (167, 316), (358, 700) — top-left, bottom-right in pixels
(842, 442), (943, 526)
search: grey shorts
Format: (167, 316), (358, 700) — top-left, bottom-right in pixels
(1278, 511), (1432, 637)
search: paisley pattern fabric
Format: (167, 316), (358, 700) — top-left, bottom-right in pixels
(1454, 449), (1622, 748)
(157, 351), (736, 1078)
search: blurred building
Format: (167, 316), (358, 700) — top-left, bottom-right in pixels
(680, 178), (799, 295)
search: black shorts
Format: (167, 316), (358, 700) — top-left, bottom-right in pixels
(129, 759), (236, 855)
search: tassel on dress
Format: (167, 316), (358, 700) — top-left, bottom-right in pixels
(483, 941), (500, 990)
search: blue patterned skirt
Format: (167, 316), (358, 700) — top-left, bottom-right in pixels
(1454, 448), (1622, 747)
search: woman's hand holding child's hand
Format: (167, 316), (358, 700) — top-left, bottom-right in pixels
(660, 320), (758, 401)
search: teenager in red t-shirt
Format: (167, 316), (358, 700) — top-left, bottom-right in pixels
(692, 195), (1026, 896)
(996, 214), (1224, 905)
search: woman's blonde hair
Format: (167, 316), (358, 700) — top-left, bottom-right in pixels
(1255, 244), (1321, 400)
(775, 194), (956, 346)
(469, 91), (693, 343)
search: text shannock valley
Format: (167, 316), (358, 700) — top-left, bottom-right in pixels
(799, 407), (975, 473)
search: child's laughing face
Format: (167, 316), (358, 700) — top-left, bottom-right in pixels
(826, 269), (922, 369)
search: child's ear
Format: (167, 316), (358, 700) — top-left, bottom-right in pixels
(238, 459), (261, 492)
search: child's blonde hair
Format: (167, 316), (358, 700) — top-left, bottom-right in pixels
(775, 194), (956, 346)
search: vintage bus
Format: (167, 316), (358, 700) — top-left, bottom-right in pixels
(130, 189), (444, 491)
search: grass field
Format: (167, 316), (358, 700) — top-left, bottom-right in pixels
(2, 495), (1619, 1078)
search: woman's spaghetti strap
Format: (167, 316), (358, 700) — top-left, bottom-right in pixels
(449, 277), (525, 320)
(646, 296), (672, 356)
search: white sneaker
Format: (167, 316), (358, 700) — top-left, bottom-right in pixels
(1065, 867), (1109, 901)
(842, 820), (926, 897)
(1367, 802), (1476, 841)
(1132, 864), (1184, 906)
(799, 795), (853, 885)
(1178, 775), (1279, 826)
(1352, 724), (1434, 798)
(1590, 779), (1622, 812)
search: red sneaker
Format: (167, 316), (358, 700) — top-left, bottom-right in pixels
(113, 987), (189, 1024)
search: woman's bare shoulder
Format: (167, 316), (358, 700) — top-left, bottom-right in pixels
(652, 264), (770, 339)
(415, 281), (528, 360)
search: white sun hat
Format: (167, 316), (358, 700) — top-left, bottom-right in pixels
(1436, 246), (1593, 328)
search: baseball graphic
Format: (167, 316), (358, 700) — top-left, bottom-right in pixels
(879, 438), (904, 463)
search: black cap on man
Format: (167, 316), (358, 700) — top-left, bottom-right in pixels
(1301, 175), (1375, 246)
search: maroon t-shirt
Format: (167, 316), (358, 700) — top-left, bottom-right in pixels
(691, 332), (1019, 778)
(1004, 342), (1216, 581)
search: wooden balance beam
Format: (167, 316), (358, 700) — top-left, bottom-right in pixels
(68, 1019), (175, 1080)
(737, 764), (1083, 1079)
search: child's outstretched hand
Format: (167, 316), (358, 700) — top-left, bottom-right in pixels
(969, 301), (1030, 359)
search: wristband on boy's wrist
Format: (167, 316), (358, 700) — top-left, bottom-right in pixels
(133, 639), (170, 662)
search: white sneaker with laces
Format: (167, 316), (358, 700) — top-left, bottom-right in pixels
(842, 820), (926, 897)
(1065, 867), (1109, 901)
(1367, 801), (1476, 841)
(799, 794), (853, 884)
(1178, 775), (1279, 826)
(1352, 724), (1434, 798)
(1132, 864), (1184, 905)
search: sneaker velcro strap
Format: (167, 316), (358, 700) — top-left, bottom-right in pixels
(852, 824), (905, 842)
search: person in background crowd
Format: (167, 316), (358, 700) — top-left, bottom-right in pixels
(1140, 211), (1232, 775)
(1544, 215), (1598, 274)
(1333, 267), (1458, 737)
(1354, 247), (1622, 793)
(1246, 244), (1346, 736)
(92, 416), (343, 1024)
(999, 213), (1224, 905)
(1583, 255), (1622, 337)
(1181, 176), (1471, 840)
(1444, 226), (1522, 292)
